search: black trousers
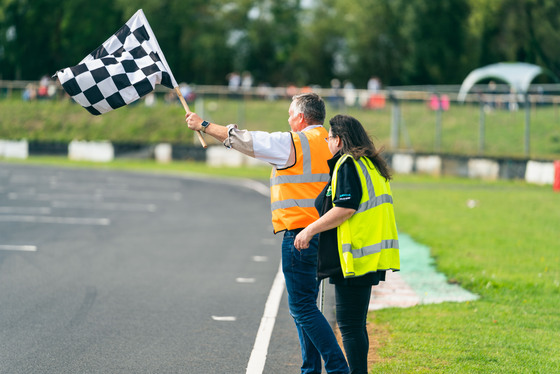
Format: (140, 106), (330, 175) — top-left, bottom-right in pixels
(334, 283), (373, 374)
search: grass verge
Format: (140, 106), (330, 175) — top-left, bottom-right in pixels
(370, 176), (560, 373)
(3, 97), (560, 158)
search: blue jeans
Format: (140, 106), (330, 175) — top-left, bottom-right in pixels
(282, 230), (349, 374)
(334, 284), (372, 374)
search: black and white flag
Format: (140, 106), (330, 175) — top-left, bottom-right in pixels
(55, 9), (177, 115)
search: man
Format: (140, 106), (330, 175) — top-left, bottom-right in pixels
(185, 93), (349, 374)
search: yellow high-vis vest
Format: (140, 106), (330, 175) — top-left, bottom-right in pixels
(270, 127), (331, 233)
(332, 154), (400, 277)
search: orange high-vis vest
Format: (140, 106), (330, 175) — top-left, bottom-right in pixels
(270, 127), (332, 233)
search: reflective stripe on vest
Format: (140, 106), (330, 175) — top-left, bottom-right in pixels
(270, 128), (331, 233)
(333, 154), (400, 277)
(354, 159), (394, 213)
(341, 239), (399, 259)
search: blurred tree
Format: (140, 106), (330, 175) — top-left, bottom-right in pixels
(0, 0), (123, 80)
(236, 0), (302, 85)
(399, 0), (472, 85)
(115, 0), (237, 84)
(305, 0), (471, 87)
(291, 0), (351, 87)
(329, 0), (407, 86)
(528, 0), (560, 78)
(1, 0), (559, 85)
(478, 0), (560, 80)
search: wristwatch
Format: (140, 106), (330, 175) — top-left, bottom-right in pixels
(200, 120), (210, 132)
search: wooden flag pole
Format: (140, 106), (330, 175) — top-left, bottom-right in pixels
(175, 86), (207, 148)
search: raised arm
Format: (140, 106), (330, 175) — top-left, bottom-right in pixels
(185, 112), (229, 142)
(185, 112), (294, 167)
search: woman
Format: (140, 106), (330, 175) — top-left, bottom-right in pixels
(294, 114), (400, 374)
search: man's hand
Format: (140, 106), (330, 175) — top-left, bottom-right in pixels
(185, 112), (204, 132)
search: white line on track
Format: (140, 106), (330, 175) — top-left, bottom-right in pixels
(211, 316), (237, 322)
(9, 192), (102, 201)
(246, 263), (285, 374)
(235, 179), (271, 197)
(8, 175), (57, 183)
(51, 201), (156, 212)
(8, 176), (130, 191)
(88, 190), (182, 200)
(0, 215), (110, 225)
(236, 277), (256, 283)
(106, 177), (184, 189)
(0, 207), (51, 214)
(9, 191), (180, 201)
(47, 182), (129, 190)
(0, 245), (38, 252)
(252, 256), (268, 262)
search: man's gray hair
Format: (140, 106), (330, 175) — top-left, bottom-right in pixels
(291, 93), (325, 125)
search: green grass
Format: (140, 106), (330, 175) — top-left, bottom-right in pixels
(1, 98), (193, 143)
(2, 96), (560, 158)
(371, 175), (560, 373)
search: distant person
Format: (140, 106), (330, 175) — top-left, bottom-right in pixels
(294, 114), (400, 374)
(343, 81), (356, 107)
(179, 82), (195, 103)
(35, 74), (52, 99)
(241, 71), (253, 92)
(40, 74), (50, 88)
(185, 93), (350, 374)
(330, 78), (342, 109)
(144, 92), (156, 107)
(508, 87), (519, 112)
(485, 80), (497, 111)
(367, 76), (381, 94)
(47, 80), (57, 98)
(22, 83), (37, 101)
(227, 71), (241, 92)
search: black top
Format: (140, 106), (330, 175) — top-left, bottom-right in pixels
(316, 152), (386, 286)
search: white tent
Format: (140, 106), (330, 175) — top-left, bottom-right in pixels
(457, 62), (559, 156)
(457, 62), (546, 102)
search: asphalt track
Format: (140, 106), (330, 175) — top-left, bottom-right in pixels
(0, 162), (338, 373)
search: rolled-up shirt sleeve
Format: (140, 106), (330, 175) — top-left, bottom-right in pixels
(223, 124), (293, 167)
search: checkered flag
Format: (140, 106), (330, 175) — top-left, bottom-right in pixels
(55, 9), (177, 115)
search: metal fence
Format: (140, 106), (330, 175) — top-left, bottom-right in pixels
(3, 79), (560, 159)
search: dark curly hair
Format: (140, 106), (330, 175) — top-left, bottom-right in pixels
(329, 114), (392, 181)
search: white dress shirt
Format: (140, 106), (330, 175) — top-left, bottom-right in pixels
(224, 124), (324, 168)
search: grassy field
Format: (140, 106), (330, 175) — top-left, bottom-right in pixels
(6, 157), (559, 373)
(2, 96), (560, 158)
(373, 175), (560, 373)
